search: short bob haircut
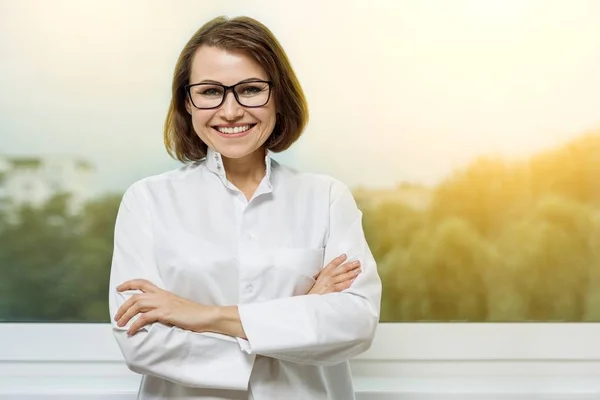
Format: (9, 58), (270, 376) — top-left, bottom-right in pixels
(164, 16), (309, 162)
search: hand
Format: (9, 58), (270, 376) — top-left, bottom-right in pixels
(114, 279), (216, 335)
(307, 254), (361, 295)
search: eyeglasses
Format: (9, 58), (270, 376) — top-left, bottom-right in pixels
(185, 80), (273, 110)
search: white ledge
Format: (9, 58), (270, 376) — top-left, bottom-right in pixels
(2, 323), (600, 400)
(2, 323), (600, 362)
(1, 376), (600, 399)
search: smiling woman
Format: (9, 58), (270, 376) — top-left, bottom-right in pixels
(2, 1), (600, 399)
(107, 15), (381, 400)
(163, 17), (308, 166)
(180, 45), (278, 162)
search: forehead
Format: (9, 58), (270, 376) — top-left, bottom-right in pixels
(189, 46), (268, 85)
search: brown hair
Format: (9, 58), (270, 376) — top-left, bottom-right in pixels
(164, 16), (309, 162)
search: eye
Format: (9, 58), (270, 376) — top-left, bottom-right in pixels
(194, 86), (223, 97)
(242, 86), (262, 94)
(237, 83), (268, 96)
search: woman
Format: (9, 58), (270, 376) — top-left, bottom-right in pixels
(108, 15), (382, 400)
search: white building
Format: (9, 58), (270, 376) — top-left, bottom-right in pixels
(0, 155), (94, 215)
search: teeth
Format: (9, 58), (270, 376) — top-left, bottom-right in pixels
(217, 125), (252, 134)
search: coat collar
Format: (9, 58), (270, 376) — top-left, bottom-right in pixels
(205, 147), (274, 194)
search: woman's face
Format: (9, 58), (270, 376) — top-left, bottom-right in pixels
(186, 46), (277, 160)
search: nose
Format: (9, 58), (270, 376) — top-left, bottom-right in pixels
(218, 90), (244, 120)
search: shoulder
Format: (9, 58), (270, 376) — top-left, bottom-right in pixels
(120, 162), (202, 203)
(273, 160), (352, 204)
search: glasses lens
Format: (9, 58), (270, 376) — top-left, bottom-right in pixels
(189, 84), (225, 109)
(234, 82), (270, 107)
(188, 82), (270, 109)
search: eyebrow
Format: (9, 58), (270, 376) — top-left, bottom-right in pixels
(195, 77), (267, 85)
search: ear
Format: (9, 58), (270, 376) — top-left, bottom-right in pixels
(185, 98), (192, 115)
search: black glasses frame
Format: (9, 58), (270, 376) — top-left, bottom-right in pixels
(184, 80), (273, 110)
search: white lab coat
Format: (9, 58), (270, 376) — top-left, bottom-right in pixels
(108, 147), (382, 399)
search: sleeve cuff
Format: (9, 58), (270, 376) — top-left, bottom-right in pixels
(236, 303), (258, 354)
(236, 337), (252, 354)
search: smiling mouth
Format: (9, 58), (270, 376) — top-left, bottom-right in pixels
(213, 124), (256, 135)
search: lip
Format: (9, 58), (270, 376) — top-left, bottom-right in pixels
(213, 123), (256, 128)
(212, 123), (256, 139)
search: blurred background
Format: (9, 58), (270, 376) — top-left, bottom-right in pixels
(1, 0), (599, 323)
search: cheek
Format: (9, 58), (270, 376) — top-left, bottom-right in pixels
(190, 112), (211, 133)
(260, 107), (277, 129)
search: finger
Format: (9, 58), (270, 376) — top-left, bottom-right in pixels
(128, 310), (160, 336)
(334, 279), (354, 292)
(117, 279), (157, 293)
(332, 266), (361, 284)
(114, 293), (144, 321)
(117, 298), (154, 327)
(322, 254), (347, 273)
(117, 279), (159, 293)
(336, 260), (361, 276)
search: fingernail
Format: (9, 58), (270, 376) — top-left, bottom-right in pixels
(352, 260), (360, 266)
(339, 254), (347, 259)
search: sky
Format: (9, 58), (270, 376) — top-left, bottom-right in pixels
(1, 0), (600, 195)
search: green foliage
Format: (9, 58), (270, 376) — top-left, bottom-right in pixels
(363, 133), (600, 322)
(1, 133), (599, 322)
(0, 193), (121, 322)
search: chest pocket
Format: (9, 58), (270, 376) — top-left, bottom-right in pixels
(264, 247), (325, 297)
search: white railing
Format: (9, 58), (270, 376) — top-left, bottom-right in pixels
(1, 323), (600, 399)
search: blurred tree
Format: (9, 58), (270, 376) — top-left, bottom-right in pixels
(377, 217), (495, 321)
(2, 133), (600, 323)
(0, 192), (121, 322)
(61, 194), (122, 321)
(495, 196), (595, 321)
(529, 132), (600, 205)
(429, 157), (533, 238)
(363, 133), (600, 322)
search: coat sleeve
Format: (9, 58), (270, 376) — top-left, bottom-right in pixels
(236, 180), (382, 366)
(108, 183), (255, 390)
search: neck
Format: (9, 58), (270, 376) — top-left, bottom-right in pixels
(221, 147), (267, 190)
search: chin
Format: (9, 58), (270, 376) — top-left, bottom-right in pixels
(213, 143), (263, 159)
